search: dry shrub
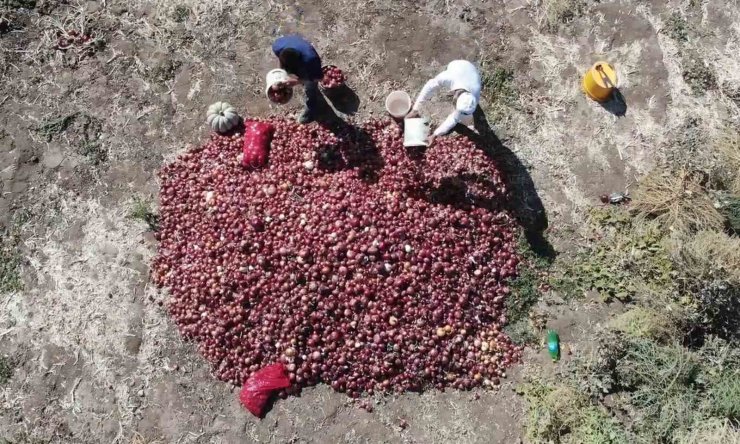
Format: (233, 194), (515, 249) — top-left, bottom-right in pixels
(714, 131), (740, 194)
(522, 382), (629, 444)
(609, 307), (678, 342)
(669, 231), (740, 286)
(675, 418), (740, 444)
(631, 169), (724, 234)
(543, 0), (586, 31)
(669, 231), (740, 338)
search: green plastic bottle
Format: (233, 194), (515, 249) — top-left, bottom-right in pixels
(547, 330), (560, 362)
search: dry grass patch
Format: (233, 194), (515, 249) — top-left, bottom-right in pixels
(668, 230), (740, 286)
(676, 418), (740, 444)
(542, 0), (587, 32)
(609, 307), (678, 343)
(520, 382), (629, 444)
(631, 169), (724, 233)
(714, 130), (740, 194)
(668, 231), (740, 338)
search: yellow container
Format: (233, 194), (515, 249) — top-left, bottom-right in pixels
(582, 62), (618, 102)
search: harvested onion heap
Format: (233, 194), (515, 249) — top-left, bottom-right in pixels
(153, 119), (523, 398)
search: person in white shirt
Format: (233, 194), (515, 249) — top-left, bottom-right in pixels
(407, 60), (482, 145)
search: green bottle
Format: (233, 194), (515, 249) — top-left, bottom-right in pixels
(547, 330), (560, 362)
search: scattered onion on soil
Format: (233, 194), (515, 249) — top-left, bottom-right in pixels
(153, 118), (523, 398)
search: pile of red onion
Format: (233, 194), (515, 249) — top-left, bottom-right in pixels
(320, 65), (346, 89)
(153, 119), (523, 398)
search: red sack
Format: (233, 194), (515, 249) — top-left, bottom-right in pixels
(242, 121), (274, 168)
(238, 363), (291, 417)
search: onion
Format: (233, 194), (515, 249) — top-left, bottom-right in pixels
(153, 118), (523, 399)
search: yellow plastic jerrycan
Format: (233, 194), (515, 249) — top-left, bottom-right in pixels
(582, 61), (618, 102)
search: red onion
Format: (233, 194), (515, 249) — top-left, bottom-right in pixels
(320, 65), (346, 89)
(153, 118), (524, 398)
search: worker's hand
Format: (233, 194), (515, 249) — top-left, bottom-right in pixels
(282, 77), (301, 87)
(406, 109), (420, 119)
(427, 134), (436, 146)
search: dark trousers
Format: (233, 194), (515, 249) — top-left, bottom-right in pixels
(303, 80), (319, 114)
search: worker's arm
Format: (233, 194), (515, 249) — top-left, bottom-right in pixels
(282, 75), (301, 86)
(273, 78), (301, 91)
(412, 76), (444, 111)
(432, 110), (460, 137)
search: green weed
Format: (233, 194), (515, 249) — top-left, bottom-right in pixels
(504, 234), (551, 344)
(717, 195), (740, 234)
(173, 5), (190, 23)
(36, 113), (78, 141)
(616, 339), (700, 392)
(507, 264), (543, 323)
(1, 0), (37, 9)
(544, 0), (587, 32)
(682, 54), (717, 95)
(614, 339), (703, 440)
(37, 113), (106, 165)
(549, 208), (674, 302)
(149, 58), (182, 83)
(130, 196), (159, 231)
(550, 254), (636, 302)
(78, 141), (107, 165)
(709, 369), (740, 420)
(663, 12), (689, 42)
(505, 319), (539, 346)
(519, 381), (630, 444)
(480, 63), (520, 125)
(481, 67), (517, 105)
(0, 356), (12, 384)
(0, 228), (22, 294)
(523, 169), (740, 442)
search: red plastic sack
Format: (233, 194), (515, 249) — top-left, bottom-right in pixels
(242, 121), (274, 168)
(239, 363), (290, 417)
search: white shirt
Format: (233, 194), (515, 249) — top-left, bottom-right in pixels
(412, 60), (481, 136)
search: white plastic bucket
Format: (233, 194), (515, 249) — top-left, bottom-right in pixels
(265, 69), (292, 101)
(385, 91), (411, 119)
(403, 117), (430, 147)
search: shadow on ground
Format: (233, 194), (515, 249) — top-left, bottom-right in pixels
(316, 121), (385, 184)
(599, 89), (628, 117)
(458, 107), (555, 259)
(323, 84), (361, 116)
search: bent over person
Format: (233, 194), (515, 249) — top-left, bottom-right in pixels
(272, 34), (323, 124)
(408, 60), (481, 145)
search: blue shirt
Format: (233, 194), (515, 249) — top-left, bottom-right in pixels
(272, 35), (323, 81)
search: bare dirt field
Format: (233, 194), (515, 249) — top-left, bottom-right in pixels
(1, 0), (739, 443)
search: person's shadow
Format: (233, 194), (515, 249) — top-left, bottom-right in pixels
(322, 85), (361, 116)
(311, 85), (359, 126)
(456, 107), (555, 259)
(317, 119), (384, 184)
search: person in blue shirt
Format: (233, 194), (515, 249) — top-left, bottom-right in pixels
(271, 34), (323, 124)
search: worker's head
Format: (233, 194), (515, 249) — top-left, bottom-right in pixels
(454, 91), (477, 116)
(278, 48), (302, 76)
